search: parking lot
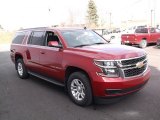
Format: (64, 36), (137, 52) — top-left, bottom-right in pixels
(0, 45), (160, 120)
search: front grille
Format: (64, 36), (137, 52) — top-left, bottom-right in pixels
(121, 55), (146, 65)
(119, 55), (147, 78)
(124, 64), (147, 77)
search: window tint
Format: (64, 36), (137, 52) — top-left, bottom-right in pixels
(12, 32), (25, 44)
(29, 31), (45, 46)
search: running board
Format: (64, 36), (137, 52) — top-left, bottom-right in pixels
(28, 71), (65, 87)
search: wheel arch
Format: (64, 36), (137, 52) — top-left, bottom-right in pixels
(142, 37), (147, 40)
(139, 38), (148, 48)
(64, 66), (92, 90)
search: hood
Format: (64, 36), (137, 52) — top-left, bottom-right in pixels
(68, 44), (146, 60)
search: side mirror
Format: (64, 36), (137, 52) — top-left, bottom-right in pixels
(48, 41), (62, 48)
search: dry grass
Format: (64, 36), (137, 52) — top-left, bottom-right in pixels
(0, 30), (14, 44)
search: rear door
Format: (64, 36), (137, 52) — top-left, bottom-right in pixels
(26, 31), (45, 73)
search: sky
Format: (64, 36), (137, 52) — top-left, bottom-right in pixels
(0, 0), (159, 30)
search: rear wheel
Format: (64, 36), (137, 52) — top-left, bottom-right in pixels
(121, 42), (125, 45)
(16, 59), (29, 79)
(157, 39), (160, 47)
(67, 72), (92, 106)
(139, 40), (147, 48)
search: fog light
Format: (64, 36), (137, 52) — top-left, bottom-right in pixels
(103, 68), (119, 77)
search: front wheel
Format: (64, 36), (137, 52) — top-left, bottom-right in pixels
(16, 59), (29, 79)
(67, 72), (92, 106)
(139, 40), (147, 48)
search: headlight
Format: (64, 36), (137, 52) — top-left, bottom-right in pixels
(94, 60), (119, 77)
(104, 61), (115, 66)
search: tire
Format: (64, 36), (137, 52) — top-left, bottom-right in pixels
(16, 59), (29, 79)
(67, 72), (92, 106)
(157, 39), (160, 47)
(139, 40), (147, 48)
(121, 42), (125, 45)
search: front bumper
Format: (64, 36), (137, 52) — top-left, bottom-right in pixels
(105, 79), (148, 95)
(91, 68), (150, 97)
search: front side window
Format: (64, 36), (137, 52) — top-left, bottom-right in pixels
(60, 30), (107, 47)
(45, 31), (61, 46)
(28, 31), (45, 46)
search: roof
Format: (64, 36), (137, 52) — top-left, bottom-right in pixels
(19, 27), (87, 31)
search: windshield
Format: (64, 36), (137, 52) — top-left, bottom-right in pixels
(61, 29), (107, 47)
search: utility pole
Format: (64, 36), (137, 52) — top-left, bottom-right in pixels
(109, 12), (112, 29)
(48, 8), (51, 27)
(151, 9), (154, 27)
(150, 0), (156, 27)
(153, 0), (156, 27)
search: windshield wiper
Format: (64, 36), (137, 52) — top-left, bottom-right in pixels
(74, 44), (92, 48)
(91, 42), (107, 45)
(74, 43), (106, 48)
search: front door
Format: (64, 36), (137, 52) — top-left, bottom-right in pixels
(39, 31), (64, 82)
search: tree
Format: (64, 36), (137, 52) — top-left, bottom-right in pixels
(0, 25), (3, 29)
(86, 0), (99, 28)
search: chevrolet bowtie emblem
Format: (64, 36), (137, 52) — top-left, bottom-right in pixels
(136, 61), (144, 68)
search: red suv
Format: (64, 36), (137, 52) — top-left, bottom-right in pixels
(10, 27), (150, 106)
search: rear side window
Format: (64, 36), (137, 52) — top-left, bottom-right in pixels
(28, 31), (45, 46)
(12, 32), (25, 44)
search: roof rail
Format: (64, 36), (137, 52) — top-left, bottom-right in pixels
(20, 27), (49, 30)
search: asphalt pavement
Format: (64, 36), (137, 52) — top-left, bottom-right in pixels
(0, 45), (160, 120)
